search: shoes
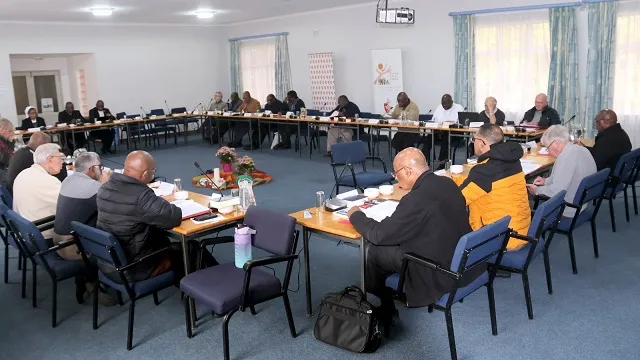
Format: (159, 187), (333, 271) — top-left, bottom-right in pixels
(376, 307), (400, 338)
(85, 282), (118, 307)
(227, 142), (243, 148)
(274, 142), (291, 150)
(243, 144), (260, 151)
(324, 151), (332, 158)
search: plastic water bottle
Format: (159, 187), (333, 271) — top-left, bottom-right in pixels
(234, 224), (256, 268)
(238, 175), (256, 211)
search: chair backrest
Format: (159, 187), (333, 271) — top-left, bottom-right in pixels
(115, 112), (126, 119)
(450, 216), (511, 274)
(243, 207), (296, 256)
(359, 112), (373, 119)
(5, 210), (50, 256)
(306, 109), (321, 116)
(612, 151), (637, 183)
(126, 114), (139, 119)
(0, 185), (12, 208)
(149, 109), (165, 116)
(331, 140), (367, 164)
(528, 191), (565, 258)
(419, 114), (433, 121)
(171, 107), (187, 114)
(71, 221), (129, 267)
(572, 169), (611, 205)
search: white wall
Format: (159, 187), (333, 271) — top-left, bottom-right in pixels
(67, 54), (99, 116)
(0, 23), (226, 124)
(222, 0), (589, 115)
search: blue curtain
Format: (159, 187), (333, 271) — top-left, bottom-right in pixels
(275, 35), (292, 102)
(229, 40), (242, 94)
(548, 7), (579, 125)
(585, 1), (618, 135)
(453, 15), (476, 111)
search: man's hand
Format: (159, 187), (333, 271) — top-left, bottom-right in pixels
(533, 176), (545, 186)
(526, 184), (537, 195)
(573, 140), (584, 146)
(100, 170), (112, 183)
(347, 207), (361, 218)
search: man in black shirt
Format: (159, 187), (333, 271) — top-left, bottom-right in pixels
(58, 102), (87, 153)
(326, 95), (361, 154)
(521, 93), (561, 127)
(6, 132), (67, 193)
(210, 92), (241, 144)
(275, 90), (306, 150)
(87, 100), (116, 154)
(578, 109), (632, 171)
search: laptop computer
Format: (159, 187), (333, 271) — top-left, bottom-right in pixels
(457, 112), (479, 124)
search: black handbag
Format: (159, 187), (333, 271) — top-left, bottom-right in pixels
(313, 286), (382, 353)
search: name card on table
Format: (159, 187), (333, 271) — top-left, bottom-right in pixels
(207, 111), (215, 115)
(28, 128), (41, 132)
(223, 112), (233, 116)
(368, 119), (380, 124)
(243, 113), (253, 117)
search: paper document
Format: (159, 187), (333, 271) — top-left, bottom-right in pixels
(520, 160), (542, 175)
(170, 199), (211, 220)
(361, 201), (399, 222)
(150, 181), (174, 197)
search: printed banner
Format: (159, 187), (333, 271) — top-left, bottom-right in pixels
(371, 49), (403, 115)
(308, 52), (337, 111)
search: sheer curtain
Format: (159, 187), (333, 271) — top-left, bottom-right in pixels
(454, 14), (476, 111)
(239, 38), (276, 105)
(229, 40), (243, 95)
(275, 35), (292, 102)
(475, 11), (550, 122)
(613, 1), (640, 147)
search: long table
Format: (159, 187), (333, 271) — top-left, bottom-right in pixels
(290, 146), (555, 316)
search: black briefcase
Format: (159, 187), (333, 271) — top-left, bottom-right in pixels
(313, 286), (382, 353)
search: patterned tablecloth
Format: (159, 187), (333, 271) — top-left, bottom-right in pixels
(191, 169), (272, 189)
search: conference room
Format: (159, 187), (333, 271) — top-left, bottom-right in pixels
(1, 1), (640, 360)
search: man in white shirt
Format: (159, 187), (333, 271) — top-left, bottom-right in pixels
(423, 94), (464, 168)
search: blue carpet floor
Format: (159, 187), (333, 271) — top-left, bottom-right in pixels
(1, 136), (639, 360)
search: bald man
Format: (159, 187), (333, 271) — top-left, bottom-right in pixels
(522, 93), (561, 127)
(96, 151), (217, 283)
(58, 101), (87, 152)
(578, 109), (631, 171)
(346, 148), (475, 335)
(6, 132), (67, 192)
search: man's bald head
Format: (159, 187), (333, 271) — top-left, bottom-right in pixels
(595, 109), (618, 132)
(392, 147), (428, 189)
(397, 92), (410, 108)
(123, 150), (156, 183)
(442, 94), (454, 110)
(535, 93), (548, 111)
(27, 132), (52, 150)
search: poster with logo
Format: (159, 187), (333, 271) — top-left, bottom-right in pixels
(308, 52), (337, 111)
(371, 49), (403, 115)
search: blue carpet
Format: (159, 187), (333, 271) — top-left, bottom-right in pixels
(1, 136), (639, 360)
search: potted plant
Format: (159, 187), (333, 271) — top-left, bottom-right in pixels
(236, 155), (256, 177)
(216, 146), (236, 172)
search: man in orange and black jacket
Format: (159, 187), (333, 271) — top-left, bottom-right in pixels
(459, 124), (531, 250)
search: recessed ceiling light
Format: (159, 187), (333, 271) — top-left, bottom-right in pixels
(195, 9), (217, 19)
(89, 6), (114, 17)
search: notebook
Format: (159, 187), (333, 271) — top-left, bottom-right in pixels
(170, 199), (211, 220)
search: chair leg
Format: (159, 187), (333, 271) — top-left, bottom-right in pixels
(428, 305), (433, 313)
(4, 245), (8, 284)
(590, 220), (599, 258)
(567, 233), (578, 274)
(153, 292), (160, 306)
(18, 252), (22, 270)
(127, 300), (136, 351)
(249, 305), (256, 315)
(543, 250), (553, 295)
(608, 199), (616, 232)
(116, 291), (124, 306)
(522, 272), (534, 320)
(282, 293), (297, 338)
(444, 309), (458, 360)
(487, 283), (498, 335)
(21, 256), (27, 298)
(93, 281), (99, 330)
(632, 184), (638, 215)
(222, 309), (239, 360)
(32, 264), (37, 308)
(184, 295), (193, 338)
(624, 189), (630, 222)
(51, 280), (57, 328)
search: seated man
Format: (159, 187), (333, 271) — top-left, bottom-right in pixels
(96, 151), (217, 283)
(204, 91), (228, 140)
(459, 124), (531, 250)
(275, 90), (306, 150)
(389, 92), (420, 153)
(422, 94), (464, 167)
(211, 92), (241, 144)
(7, 132), (67, 193)
(57, 101), (87, 153)
(88, 100), (116, 154)
(346, 148), (476, 332)
(521, 93), (561, 127)
(468, 97), (506, 157)
(228, 91), (262, 149)
(578, 109), (631, 171)
(527, 125), (597, 217)
(326, 95), (361, 155)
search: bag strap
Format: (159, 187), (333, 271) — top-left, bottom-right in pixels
(340, 285), (366, 302)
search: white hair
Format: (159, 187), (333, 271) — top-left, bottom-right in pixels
(33, 143), (61, 164)
(541, 125), (570, 147)
(0, 118), (14, 132)
(74, 152), (101, 172)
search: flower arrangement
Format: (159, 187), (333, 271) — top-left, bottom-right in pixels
(216, 146), (237, 164)
(236, 155), (256, 175)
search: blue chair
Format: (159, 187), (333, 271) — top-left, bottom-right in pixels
(306, 109), (321, 117)
(6, 210), (85, 327)
(0, 202), (25, 287)
(71, 221), (176, 350)
(148, 109), (177, 145)
(0, 184), (12, 208)
(386, 216), (512, 360)
(602, 150), (640, 232)
(330, 140), (394, 195)
(536, 169), (610, 274)
(180, 207), (299, 360)
(419, 114), (434, 121)
(496, 191), (566, 319)
(627, 148), (640, 216)
(171, 106), (200, 136)
(122, 114), (158, 149)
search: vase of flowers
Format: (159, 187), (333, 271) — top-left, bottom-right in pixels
(236, 155), (256, 176)
(216, 146), (236, 173)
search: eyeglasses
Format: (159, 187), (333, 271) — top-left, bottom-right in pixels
(50, 154), (65, 160)
(92, 164), (104, 172)
(391, 166), (407, 179)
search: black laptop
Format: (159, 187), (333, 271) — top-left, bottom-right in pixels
(457, 112), (479, 124)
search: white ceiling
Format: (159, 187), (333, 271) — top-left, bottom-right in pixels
(0, 0), (377, 26)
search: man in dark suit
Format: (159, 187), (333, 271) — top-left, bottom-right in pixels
(347, 147), (476, 333)
(58, 102), (87, 152)
(275, 90), (306, 150)
(578, 109), (632, 171)
(88, 100), (116, 154)
(326, 95), (361, 154)
(521, 93), (561, 127)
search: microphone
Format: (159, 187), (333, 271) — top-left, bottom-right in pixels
(193, 161), (223, 198)
(463, 107), (468, 111)
(204, 98), (213, 111)
(191, 102), (202, 113)
(564, 114), (576, 126)
(140, 107), (148, 118)
(427, 109), (432, 114)
(164, 100), (171, 114)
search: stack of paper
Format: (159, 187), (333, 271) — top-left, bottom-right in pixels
(361, 201), (399, 222)
(520, 159), (542, 175)
(170, 199), (211, 220)
(150, 181), (174, 197)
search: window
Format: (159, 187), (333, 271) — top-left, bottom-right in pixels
(474, 11), (550, 122)
(239, 38), (276, 106)
(613, 1), (640, 146)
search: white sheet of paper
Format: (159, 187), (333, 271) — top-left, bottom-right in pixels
(330, 111), (339, 117)
(525, 141), (537, 148)
(469, 122), (484, 128)
(520, 161), (543, 175)
(337, 190), (359, 199)
(151, 181), (174, 197)
(170, 199), (210, 218)
(362, 201), (399, 222)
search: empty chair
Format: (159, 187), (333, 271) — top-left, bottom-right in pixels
(386, 216), (512, 360)
(602, 150), (639, 231)
(171, 106), (200, 136)
(148, 109), (177, 145)
(180, 207), (299, 360)
(330, 140), (394, 195)
(0, 202), (24, 287)
(495, 191), (566, 319)
(71, 221), (176, 350)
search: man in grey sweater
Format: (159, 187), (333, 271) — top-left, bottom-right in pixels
(526, 125), (597, 217)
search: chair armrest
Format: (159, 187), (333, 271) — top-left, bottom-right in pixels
(564, 202), (581, 210)
(509, 232), (537, 244)
(33, 215), (55, 226)
(533, 194), (551, 210)
(402, 252), (461, 280)
(199, 236), (235, 249)
(242, 254), (299, 271)
(366, 156), (388, 172)
(36, 239), (77, 256)
(37, 222), (55, 232)
(119, 247), (170, 272)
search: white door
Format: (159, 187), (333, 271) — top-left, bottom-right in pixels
(12, 71), (63, 125)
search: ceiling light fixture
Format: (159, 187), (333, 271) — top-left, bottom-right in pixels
(195, 9), (217, 19)
(89, 6), (114, 17)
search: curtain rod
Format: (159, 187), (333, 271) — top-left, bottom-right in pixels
(449, 2), (581, 16)
(228, 32), (289, 42)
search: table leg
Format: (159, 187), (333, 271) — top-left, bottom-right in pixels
(360, 237), (367, 294)
(431, 130), (436, 165)
(304, 227), (313, 317)
(181, 235), (196, 331)
(298, 122), (302, 158)
(183, 118), (188, 145)
(307, 123), (312, 158)
(448, 131), (452, 163)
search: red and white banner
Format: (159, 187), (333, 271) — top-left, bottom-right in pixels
(308, 52), (337, 111)
(371, 49), (403, 115)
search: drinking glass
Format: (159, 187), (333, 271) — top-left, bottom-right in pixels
(231, 189), (239, 197)
(173, 178), (182, 192)
(316, 191), (325, 212)
(444, 160), (452, 175)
